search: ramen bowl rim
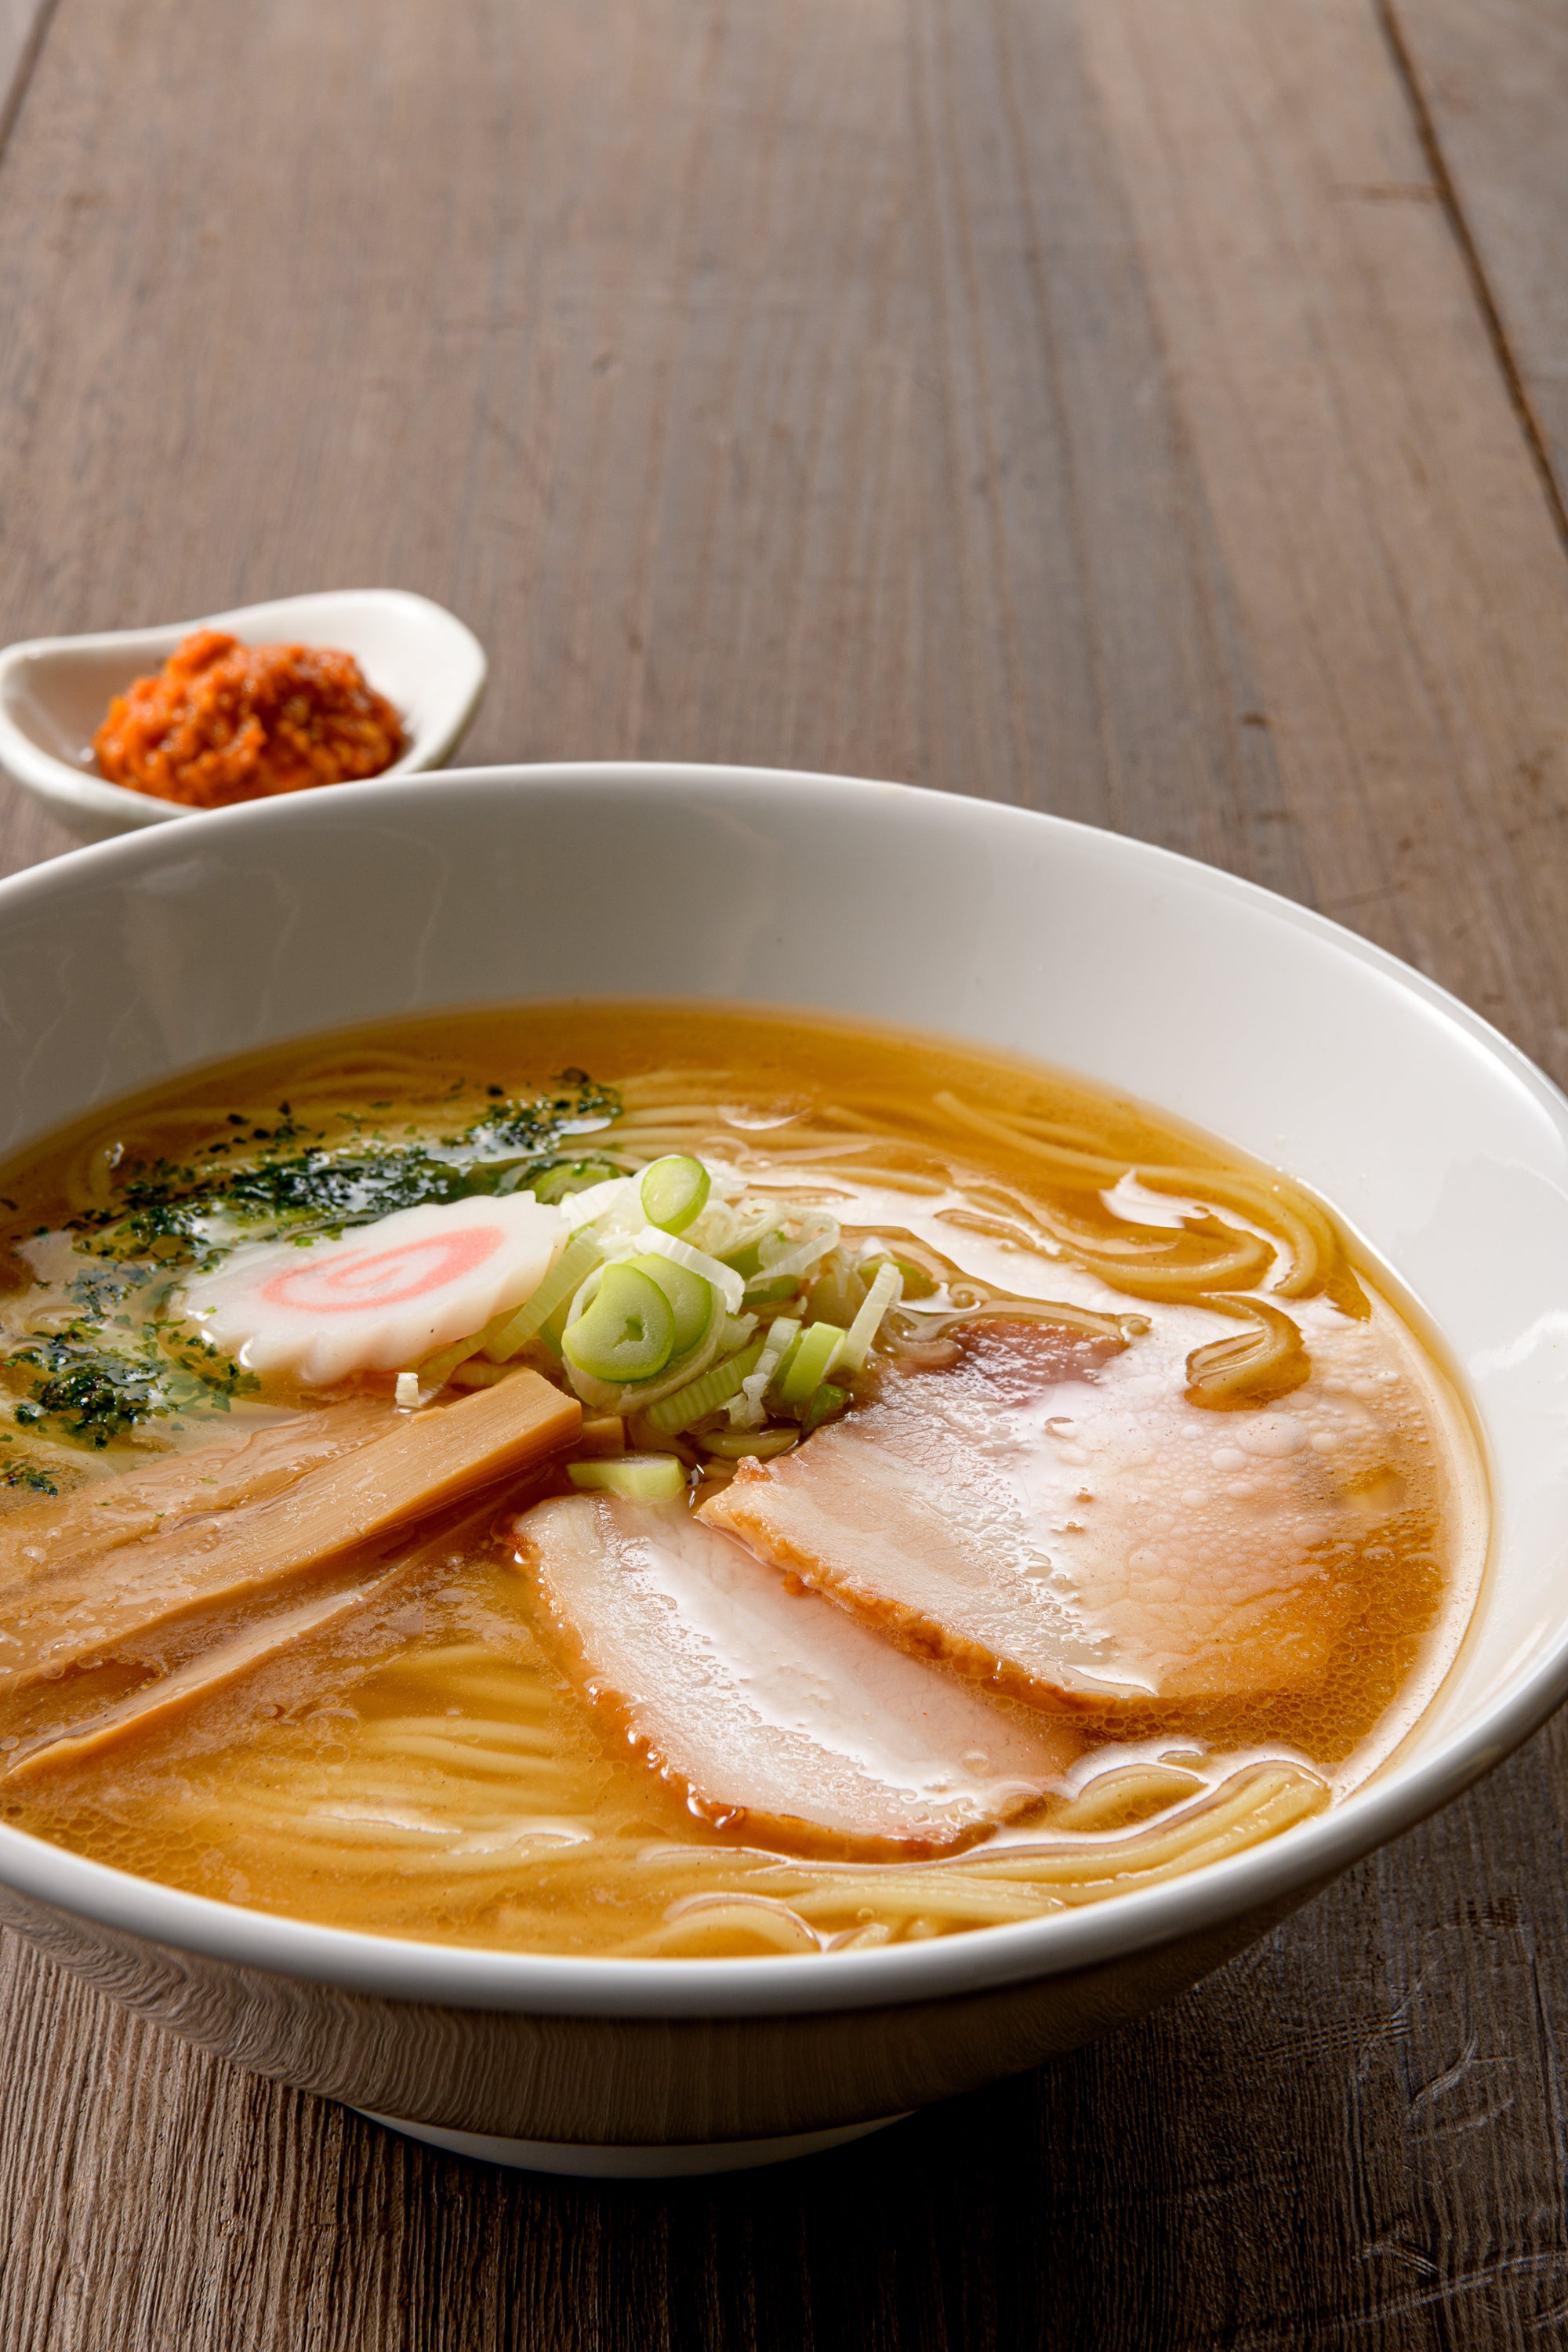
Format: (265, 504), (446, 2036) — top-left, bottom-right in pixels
(0, 757), (1556, 2025)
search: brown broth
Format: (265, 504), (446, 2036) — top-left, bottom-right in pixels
(0, 1005), (1486, 1958)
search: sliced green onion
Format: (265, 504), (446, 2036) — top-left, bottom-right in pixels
(775, 1319), (846, 1406)
(560, 1283), (731, 1414)
(568, 1453), (688, 1501)
(629, 1253), (712, 1356)
(839, 1259), (903, 1373)
(640, 1155), (711, 1235)
(529, 1159), (623, 1205)
(635, 1227), (744, 1314)
(701, 1428), (799, 1460)
(644, 1338), (766, 1438)
(534, 1292), (575, 1360)
(759, 1312), (803, 1358)
(802, 1381), (849, 1435)
(450, 1359), (517, 1388)
(563, 1263), (675, 1385)
(720, 1230), (772, 1279)
(416, 1330), (487, 1389)
(563, 1174), (636, 1231)
(746, 1315), (800, 1398)
(485, 1232), (604, 1362)
(743, 1274), (800, 1306)
(470, 1160), (529, 1196)
(754, 1211), (840, 1286)
(873, 1252), (938, 1302)
(726, 1313), (800, 1430)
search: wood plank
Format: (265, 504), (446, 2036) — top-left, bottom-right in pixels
(0, 0), (53, 154)
(1385, 0), (1568, 510)
(0, 0), (1567, 2345)
(1077, 0), (1568, 1058)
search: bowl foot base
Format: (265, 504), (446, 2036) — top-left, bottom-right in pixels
(358, 2107), (906, 2177)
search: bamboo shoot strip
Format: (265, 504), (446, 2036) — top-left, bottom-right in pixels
(6, 1572), (402, 1780)
(0, 1399), (394, 1592)
(0, 1374), (582, 1693)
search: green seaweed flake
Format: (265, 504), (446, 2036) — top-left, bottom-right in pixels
(8, 1329), (260, 1447)
(214, 1145), (471, 1229)
(66, 1261), (147, 1321)
(76, 1071), (622, 1262)
(456, 1071), (620, 1159)
(12, 1340), (162, 1444)
(1, 1460), (57, 1496)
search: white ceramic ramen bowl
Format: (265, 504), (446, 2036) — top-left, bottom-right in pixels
(0, 762), (1563, 2179)
(0, 589), (487, 845)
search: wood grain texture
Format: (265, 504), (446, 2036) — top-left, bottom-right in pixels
(2, 0), (1568, 2344)
(1387, 0), (1568, 509)
(0, 0), (53, 152)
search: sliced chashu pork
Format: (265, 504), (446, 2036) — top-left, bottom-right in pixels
(517, 1493), (1079, 1858)
(702, 1318), (1364, 1710)
(0, 1372), (579, 1693)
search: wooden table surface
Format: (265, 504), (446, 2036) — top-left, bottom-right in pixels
(2, 3), (1567, 2344)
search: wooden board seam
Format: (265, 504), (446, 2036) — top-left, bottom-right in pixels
(1377, 0), (1568, 555)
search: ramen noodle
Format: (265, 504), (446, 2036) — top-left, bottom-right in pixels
(0, 1007), (1485, 1959)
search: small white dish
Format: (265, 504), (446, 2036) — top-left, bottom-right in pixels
(0, 589), (487, 844)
